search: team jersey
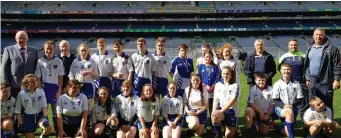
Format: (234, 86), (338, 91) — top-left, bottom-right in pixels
(109, 52), (134, 80)
(218, 57), (241, 82)
(137, 97), (160, 122)
(162, 95), (183, 117)
(153, 51), (171, 79)
(278, 52), (305, 82)
(56, 93), (88, 116)
(131, 50), (156, 80)
(183, 87), (209, 109)
(14, 89), (47, 114)
(170, 57), (194, 90)
(214, 81), (240, 117)
(272, 78), (304, 105)
(92, 101), (117, 123)
(91, 51), (113, 77)
(115, 94), (139, 121)
(247, 85), (274, 113)
(1, 97), (16, 117)
(303, 107), (333, 124)
(197, 64), (220, 94)
(35, 56), (64, 85)
(69, 56), (99, 83)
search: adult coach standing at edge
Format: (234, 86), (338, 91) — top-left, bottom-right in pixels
(305, 28), (341, 113)
(244, 39), (276, 88)
(1, 31), (39, 98)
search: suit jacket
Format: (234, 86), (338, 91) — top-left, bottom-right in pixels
(1, 45), (39, 88)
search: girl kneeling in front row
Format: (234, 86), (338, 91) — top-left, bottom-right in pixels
(137, 84), (160, 138)
(115, 81), (139, 138)
(183, 73), (209, 137)
(162, 82), (183, 138)
(211, 67), (240, 138)
(14, 74), (52, 138)
(92, 87), (119, 137)
(56, 80), (88, 138)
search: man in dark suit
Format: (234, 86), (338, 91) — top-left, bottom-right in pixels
(1, 31), (39, 98)
(56, 40), (76, 89)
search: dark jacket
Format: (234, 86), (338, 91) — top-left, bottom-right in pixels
(304, 38), (341, 84)
(243, 50), (277, 86)
(57, 53), (76, 88)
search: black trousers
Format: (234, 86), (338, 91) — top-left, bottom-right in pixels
(308, 76), (334, 114)
(298, 84), (310, 120)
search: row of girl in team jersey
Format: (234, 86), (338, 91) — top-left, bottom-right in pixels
(1, 65), (237, 138)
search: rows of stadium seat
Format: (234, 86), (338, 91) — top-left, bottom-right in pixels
(2, 23), (337, 30)
(2, 1), (340, 12)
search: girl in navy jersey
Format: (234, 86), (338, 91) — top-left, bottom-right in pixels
(183, 74), (208, 137)
(14, 74), (52, 138)
(162, 82), (183, 138)
(137, 84), (160, 138)
(115, 81), (139, 138)
(69, 43), (99, 111)
(56, 80), (88, 138)
(196, 50), (220, 133)
(92, 87), (119, 137)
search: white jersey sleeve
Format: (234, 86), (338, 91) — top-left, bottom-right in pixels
(203, 88), (209, 103)
(272, 82), (280, 99)
(14, 93), (23, 114)
(111, 103), (117, 117)
(151, 56), (156, 72)
(154, 97), (160, 116)
(57, 59), (65, 76)
(39, 89), (48, 108)
(231, 84), (240, 100)
(35, 60), (42, 78)
(248, 86), (256, 104)
(56, 95), (63, 114)
(161, 97), (168, 117)
(296, 82), (304, 99)
(81, 95), (88, 111)
(127, 57), (134, 72)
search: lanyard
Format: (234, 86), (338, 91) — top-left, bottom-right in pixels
(181, 58), (189, 72)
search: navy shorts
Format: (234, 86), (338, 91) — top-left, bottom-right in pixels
(112, 79), (124, 98)
(185, 109), (207, 124)
(155, 77), (169, 96)
(80, 83), (95, 99)
(137, 121), (153, 130)
(274, 105), (298, 124)
(63, 123), (80, 137)
(218, 108), (238, 128)
(43, 82), (59, 104)
(133, 76), (151, 97)
(163, 114), (183, 127)
(23, 112), (43, 133)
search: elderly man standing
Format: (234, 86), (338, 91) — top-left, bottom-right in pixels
(305, 28), (341, 114)
(244, 39), (276, 88)
(56, 40), (76, 89)
(1, 31), (39, 98)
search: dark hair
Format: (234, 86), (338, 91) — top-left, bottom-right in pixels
(204, 50), (217, 67)
(0, 82), (10, 89)
(112, 40), (123, 46)
(178, 44), (188, 51)
(288, 39), (298, 43)
(202, 43), (210, 49)
(97, 87), (112, 115)
(63, 79), (82, 94)
(140, 84), (156, 102)
(186, 73), (204, 107)
(156, 37), (166, 43)
(221, 66), (236, 84)
(254, 73), (268, 80)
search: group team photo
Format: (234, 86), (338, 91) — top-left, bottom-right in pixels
(1, 27), (340, 138)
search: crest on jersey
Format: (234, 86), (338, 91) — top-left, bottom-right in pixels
(63, 102), (68, 105)
(229, 90), (232, 95)
(122, 61), (126, 65)
(87, 64), (91, 69)
(131, 102), (134, 106)
(153, 104), (156, 109)
(164, 61), (166, 64)
(75, 65), (78, 68)
(176, 103), (179, 107)
(7, 106), (11, 110)
(267, 94), (271, 99)
(105, 60), (109, 64)
(38, 96), (42, 101)
(146, 60), (150, 64)
(24, 99), (29, 103)
(53, 65), (58, 69)
(77, 101), (81, 106)
(293, 88), (296, 93)
(80, 65), (84, 69)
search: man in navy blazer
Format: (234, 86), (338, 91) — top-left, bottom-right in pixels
(1, 31), (39, 98)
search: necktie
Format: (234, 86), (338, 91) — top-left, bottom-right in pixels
(20, 48), (26, 63)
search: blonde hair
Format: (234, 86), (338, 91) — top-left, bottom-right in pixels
(137, 38), (146, 44)
(309, 96), (323, 106)
(77, 43), (90, 57)
(97, 38), (106, 44)
(21, 74), (36, 90)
